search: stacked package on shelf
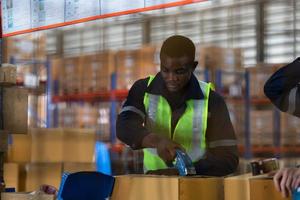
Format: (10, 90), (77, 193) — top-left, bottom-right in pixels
(5, 128), (96, 192)
(227, 100), (245, 146)
(247, 63), (284, 98)
(280, 112), (300, 146)
(57, 102), (112, 141)
(52, 51), (115, 95)
(198, 45), (243, 85)
(3, 34), (47, 87)
(81, 51), (115, 93)
(115, 45), (160, 90)
(3, 33), (46, 62)
(250, 110), (274, 146)
(61, 56), (82, 95)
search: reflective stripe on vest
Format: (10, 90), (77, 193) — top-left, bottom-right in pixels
(143, 75), (211, 171)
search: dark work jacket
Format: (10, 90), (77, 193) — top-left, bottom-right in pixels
(116, 73), (238, 176)
(264, 57), (300, 118)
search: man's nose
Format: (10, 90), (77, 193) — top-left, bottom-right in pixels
(167, 72), (177, 81)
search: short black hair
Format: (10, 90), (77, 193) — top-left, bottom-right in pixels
(160, 35), (195, 60)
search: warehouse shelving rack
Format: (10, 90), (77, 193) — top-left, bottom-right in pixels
(215, 69), (284, 160)
(10, 56), (50, 127)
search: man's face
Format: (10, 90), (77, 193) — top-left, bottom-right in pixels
(160, 55), (196, 92)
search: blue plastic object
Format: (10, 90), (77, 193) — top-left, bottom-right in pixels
(174, 149), (196, 176)
(57, 171), (115, 200)
(95, 141), (111, 175)
(293, 187), (300, 200)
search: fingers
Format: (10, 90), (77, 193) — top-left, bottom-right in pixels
(285, 173), (293, 196)
(280, 170), (289, 198)
(274, 170), (283, 192)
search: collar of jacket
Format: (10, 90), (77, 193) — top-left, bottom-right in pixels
(145, 72), (205, 100)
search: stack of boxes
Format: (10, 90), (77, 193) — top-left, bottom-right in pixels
(280, 112), (300, 146)
(3, 34), (47, 86)
(115, 45), (160, 90)
(247, 64), (284, 147)
(198, 45), (243, 87)
(5, 128), (96, 192)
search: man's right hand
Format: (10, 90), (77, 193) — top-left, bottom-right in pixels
(271, 167), (300, 198)
(141, 133), (185, 164)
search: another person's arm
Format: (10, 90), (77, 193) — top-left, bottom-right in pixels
(273, 167), (300, 198)
(264, 58), (300, 117)
(193, 91), (239, 176)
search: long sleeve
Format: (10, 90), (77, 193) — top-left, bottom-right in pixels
(194, 91), (239, 176)
(264, 57), (300, 117)
(116, 78), (150, 149)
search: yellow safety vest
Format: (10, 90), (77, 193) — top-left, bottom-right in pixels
(143, 75), (212, 171)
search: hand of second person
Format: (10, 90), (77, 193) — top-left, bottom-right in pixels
(272, 167), (300, 198)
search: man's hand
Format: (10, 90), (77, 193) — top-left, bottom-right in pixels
(142, 133), (185, 164)
(271, 167), (300, 198)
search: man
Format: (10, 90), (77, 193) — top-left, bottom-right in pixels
(116, 35), (238, 176)
(264, 58), (300, 197)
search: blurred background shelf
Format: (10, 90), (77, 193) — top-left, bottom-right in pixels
(52, 90), (128, 103)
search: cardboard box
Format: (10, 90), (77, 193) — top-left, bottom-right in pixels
(115, 50), (140, 90)
(224, 174), (291, 200)
(280, 112), (300, 145)
(61, 57), (82, 94)
(81, 51), (115, 92)
(224, 174), (251, 200)
(0, 64), (17, 85)
(30, 128), (96, 163)
(7, 134), (31, 163)
(1, 192), (54, 200)
(111, 175), (224, 200)
(30, 128), (64, 163)
(63, 128), (96, 163)
(25, 163), (62, 192)
(3, 88), (28, 134)
(4, 163), (19, 191)
(198, 46), (243, 84)
(250, 110), (273, 145)
(138, 45), (160, 79)
(247, 64), (284, 98)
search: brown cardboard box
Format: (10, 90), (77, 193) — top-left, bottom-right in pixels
(30, 128), (96, 163)
(30, 128), (64, 163)
(224, 174), (291, 200)
(250, 110), (273, 145)
(25, 163), (62, 192)
(81, 51), (115, 92)
(247, 64), (284, 98)
(250, 178), (291, 200)
(224, 174), (251, 200)
(7, 134), (31, 163)
(1, 192), (54, 200)
(61, 57), (82, 94)
(111, 175), (224, 200)
(4, 163), (19, 191)
(115, 50), (140, 90)
(138, 45), (160, 79)
(280, 112), (300, 145)
(63, 128), (96, 163)
(198, 46), (243, 84)
(63, 162), (96, 173)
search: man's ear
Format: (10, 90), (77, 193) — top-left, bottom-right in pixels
(192, 61), (198, 71)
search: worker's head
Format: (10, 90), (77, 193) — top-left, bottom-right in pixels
(160, 35), (198, 92)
